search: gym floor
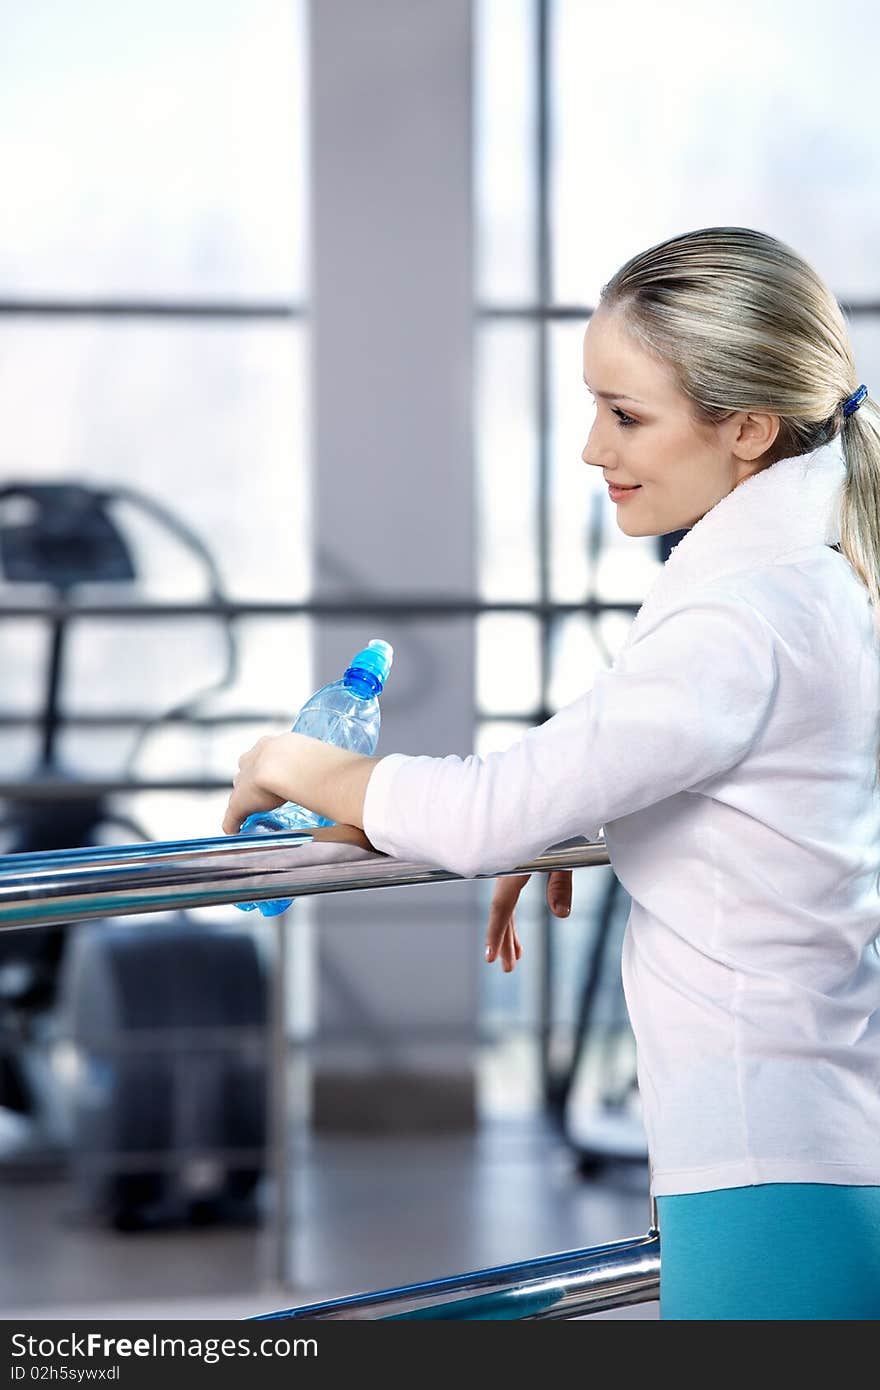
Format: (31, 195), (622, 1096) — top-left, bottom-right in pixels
(0, 1113), (658, 1320)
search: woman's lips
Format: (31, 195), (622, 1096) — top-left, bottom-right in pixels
(609, 483), (642, 502)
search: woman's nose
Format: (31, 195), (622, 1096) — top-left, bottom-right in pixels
(582, 427), (612, 470)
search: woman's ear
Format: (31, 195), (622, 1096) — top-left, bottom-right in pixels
(733, 410), (781, 462)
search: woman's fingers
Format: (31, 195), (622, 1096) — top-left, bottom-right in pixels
(485, 871), (572, 972)
(486, 912), (517, 968)
(503, 916), (524, 971)
(492, 872), (531, 906)
(547, 868), (573, 917)
(485, 873), (530, 968)
(493, 920), (519, 972)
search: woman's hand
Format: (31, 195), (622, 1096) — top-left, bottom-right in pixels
(221, 734), (288, 836)
(222, 731), (381, 836)
(485, 869), (573, 972)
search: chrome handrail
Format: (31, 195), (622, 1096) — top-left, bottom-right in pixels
(0, 827), (660, 1318)
(254, 1231), (660, 1321)
(0, 827), (611, 930)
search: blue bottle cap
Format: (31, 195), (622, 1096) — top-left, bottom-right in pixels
(346, 637), (393, 692)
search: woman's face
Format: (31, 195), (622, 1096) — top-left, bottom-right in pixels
(581, 306), (779, 535)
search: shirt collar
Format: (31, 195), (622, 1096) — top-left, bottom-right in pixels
(621, 437), (847, 648)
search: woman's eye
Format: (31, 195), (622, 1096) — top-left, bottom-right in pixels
(583, 389), (637, 428)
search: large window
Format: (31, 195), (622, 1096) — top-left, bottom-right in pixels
(0, 0), (309, 845)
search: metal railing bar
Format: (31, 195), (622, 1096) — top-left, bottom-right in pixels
(253, 1230), (660, 1321)
(0, 824), (647, 1318)
(0, 831), (610, 930)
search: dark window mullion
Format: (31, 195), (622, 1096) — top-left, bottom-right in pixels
(0, 300), (303, 320)
(535, 0), (559, 1107)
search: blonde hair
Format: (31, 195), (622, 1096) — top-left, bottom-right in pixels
(597, 226), (878, 614)
(599, 226), (880, 781)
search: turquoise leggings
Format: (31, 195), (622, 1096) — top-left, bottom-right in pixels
(655, 1183), (880, 1319)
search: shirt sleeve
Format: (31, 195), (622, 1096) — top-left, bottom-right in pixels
(361, 595), (779, 879)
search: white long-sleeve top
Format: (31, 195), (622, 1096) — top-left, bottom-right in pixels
(362, 438), (880, 1197)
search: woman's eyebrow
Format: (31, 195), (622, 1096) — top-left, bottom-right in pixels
(583, 376), (644, 404)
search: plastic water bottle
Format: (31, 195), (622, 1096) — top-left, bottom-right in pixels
(234, 638), (393, 917)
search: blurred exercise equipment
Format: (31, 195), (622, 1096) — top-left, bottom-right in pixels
(0, 481), (267, 1226)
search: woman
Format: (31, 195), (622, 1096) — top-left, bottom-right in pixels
(223, 227), (880, 1319)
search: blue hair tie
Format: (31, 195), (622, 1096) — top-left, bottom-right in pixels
(842, 383), (868, 418)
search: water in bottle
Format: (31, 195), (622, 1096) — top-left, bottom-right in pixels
(234, 638), (393, 917)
